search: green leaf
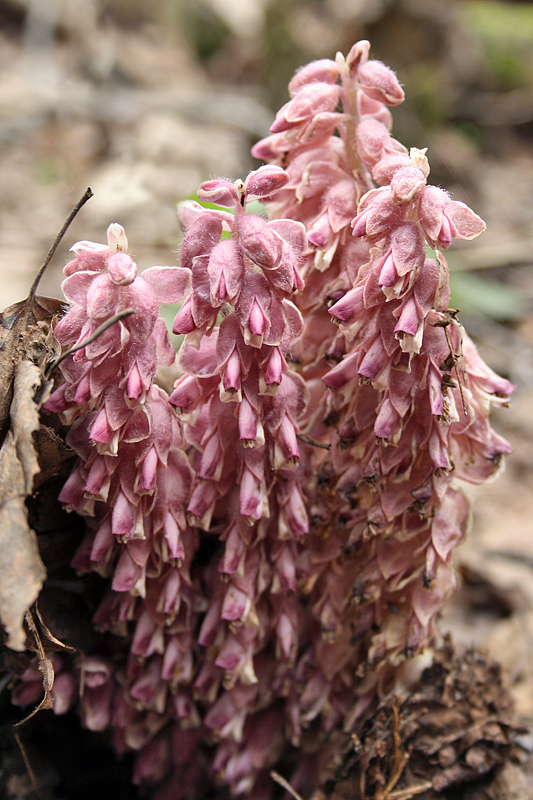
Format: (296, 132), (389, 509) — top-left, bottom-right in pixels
(449, 271), (525, 321)
(159, 303), (184, 350)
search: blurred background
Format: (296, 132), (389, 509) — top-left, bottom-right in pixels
(2, 0), (533, 344)
(2, 0), (533, 778)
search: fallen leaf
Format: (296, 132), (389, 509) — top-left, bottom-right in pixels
(0, 360), (51, 651)
(0, 295), (65, 445)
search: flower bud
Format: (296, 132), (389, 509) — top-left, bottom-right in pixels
(244, 165), (289, 200)
(107, 252), (137, 285)
(198, 178), (240, 208)
(357, 60), (405, 106)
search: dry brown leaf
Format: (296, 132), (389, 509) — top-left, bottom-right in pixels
(0, 360), (51, 651)
(33, 603), (76, 654)
(0, 295), (65, 443)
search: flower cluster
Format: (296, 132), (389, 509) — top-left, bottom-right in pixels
(165, 166), (313, 794)
(42, 224), (207, 789)
(254, 40), (515, 725)
(10, 40), (515, 800)
(36, 168), (322, 797)
(251, 40), (405, 377)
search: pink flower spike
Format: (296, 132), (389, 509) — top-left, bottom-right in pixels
(81, 680), (113, 732)
(355, 118), (406, 172)
(419, 186), (486, 248)
(61, 270), (98, 305)
(268, 219), (307, 259)
(275, 546), (297, 593)
(285, 484), (308, 537)
(51, 672), (78, 715)
(126, 363), (144, 400)
(219, 525), (245, 576)
(131, 610), (164, 657)
(215, 634), (245, 672)
(84, 457), (110, 499)
(208, 240), (242, 304)
(448, 201), (486, 240)
(438, 215), (454, 249)
(133, 736), (170, 784)
(351, 208), (371, 239)
(90, 406), (113, 443)
(67, 241), (108, 275)
(178, 199), (234, 231)
(428, 365), (445, 416)
(221, 584), (250, 622)
(251, 134), (286, 162)
(90, 519), (114, 563)
(58, 465), (85, 509)
(198, 434), (223, 481)
(85, 275), (120, 321)
(187, 480), (218, 529)
(277, 415), (300, 463)
(169, 375), (201, 412)
(429, 429), (452, 471)
(276, 611), (297, 660)
(82, 657), (112, 688)
(390, 166), (426, 205)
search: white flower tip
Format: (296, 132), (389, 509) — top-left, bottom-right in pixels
(335, 51), (349, 77)
(410, 147), (430, 178)
(107, 223), (128, 253)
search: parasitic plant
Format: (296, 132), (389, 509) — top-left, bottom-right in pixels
(10, 40), (515, 800)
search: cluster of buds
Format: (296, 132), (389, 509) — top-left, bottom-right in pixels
(10, 40), (515, 800)
(252, 40), (405, 376)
